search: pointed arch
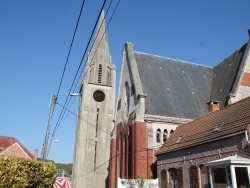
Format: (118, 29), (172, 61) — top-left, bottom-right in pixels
(163, 129), (168, 142)
(156, 129), (161, 143)
(170, 130), (174, 135)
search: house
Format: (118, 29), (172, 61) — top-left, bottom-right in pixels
(109, 30), (250, 188)
(56, 169), (70, 177)
(0, 136), (35, 160)
(156, 96), (250, 188)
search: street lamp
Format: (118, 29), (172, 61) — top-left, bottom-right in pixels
(41, 93), (79, 162)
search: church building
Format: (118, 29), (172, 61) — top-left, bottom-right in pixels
(72, 11), (116, 188)
(109, 30), (250, 188)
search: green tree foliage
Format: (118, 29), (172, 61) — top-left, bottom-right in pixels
(0, 156), (56, 188)
(55, 163), (73, 175)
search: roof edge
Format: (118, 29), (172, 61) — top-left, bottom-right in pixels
(134, 51), (213, 69)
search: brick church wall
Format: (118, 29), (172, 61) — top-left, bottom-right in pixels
(109, 117), (158, 188)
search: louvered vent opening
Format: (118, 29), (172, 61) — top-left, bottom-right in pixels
(98, 64), (102, 83)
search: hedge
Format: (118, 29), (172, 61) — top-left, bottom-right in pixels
(0, 156), (56, 188)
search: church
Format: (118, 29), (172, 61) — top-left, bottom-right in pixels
(109, 30), (250, 188)
(72, 11), (116, 188)
(71, 10), (250, 188)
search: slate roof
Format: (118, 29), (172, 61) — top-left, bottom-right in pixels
(134, 52), (212, 119)
(132, 41), (248, 119)
(0, 136), (34, 159)
(210, 43), (247, 106)
(156, 96), (250, 156)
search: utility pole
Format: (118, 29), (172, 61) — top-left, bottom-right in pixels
(41, 95), (57, 161)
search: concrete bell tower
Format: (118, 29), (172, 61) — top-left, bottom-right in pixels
(72, 11), (116, 188)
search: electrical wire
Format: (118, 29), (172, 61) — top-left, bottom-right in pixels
(50, 0), (120, 145)
(50, 0), (107, 141)
(41, 0), (86, 160)
(70, 113), (250, 178)
(56, 0), (86, 97)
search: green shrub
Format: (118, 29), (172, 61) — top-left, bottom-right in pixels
(0, 156), (56, 188)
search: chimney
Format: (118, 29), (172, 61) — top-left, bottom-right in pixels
(34, 149), (38, 160)
(207, 100), (220, 113)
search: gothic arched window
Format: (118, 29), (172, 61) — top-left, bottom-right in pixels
(125, 82), (130, 116)
(156, 129), (161, 143)
(163, 129), (168, 142)
(98, 64), (102, 83)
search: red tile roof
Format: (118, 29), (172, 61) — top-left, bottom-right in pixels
(156, 96), (250, 155)
(0, 136), (34, 159)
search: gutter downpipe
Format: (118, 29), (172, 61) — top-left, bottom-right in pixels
(245, 130), (250, 150)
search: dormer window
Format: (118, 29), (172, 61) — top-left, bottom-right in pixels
(175, 135), (184, 144)
(212, 122), (224, 133)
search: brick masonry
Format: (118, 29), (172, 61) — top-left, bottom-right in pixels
(109, 116), (159, 188)
(241, 72), (250, 87)
(157, 134), (250, 188)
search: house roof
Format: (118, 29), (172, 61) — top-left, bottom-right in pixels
(156, 96), (250, 156)
(210, 43), (247, 106)
(134, 52), (212, 119)
(0, 136), (34, 159)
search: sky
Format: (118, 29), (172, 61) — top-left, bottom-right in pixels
(0, 0), (249, 163)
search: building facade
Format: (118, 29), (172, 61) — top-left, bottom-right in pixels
(109, 30), (250, 188)
(72, 11), (116, 188)
(156, 96), (250, 188)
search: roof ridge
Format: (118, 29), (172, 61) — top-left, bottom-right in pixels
(179, 95), (250, 129)
(156, 96), (250, 155)
(134, 51), (213, 68)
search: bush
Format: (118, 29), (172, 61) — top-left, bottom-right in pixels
(0, 156), (56, 188)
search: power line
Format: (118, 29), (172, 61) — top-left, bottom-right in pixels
(48, 0), (121, 160)
(72, 115), (250, 178)
(51, 0), (120, 142)
(50, 0), (107, 140)
(41, 0), (86, 161)
(56, 0), (87, 97)
(46, 101), (111, 157)
(75, 0), (121, 94)
(53, 0), (121, 136)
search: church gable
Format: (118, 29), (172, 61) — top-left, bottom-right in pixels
(211, 31), (250, 106)
(115, 42), (148, 126)
(210, 43), (247, 106)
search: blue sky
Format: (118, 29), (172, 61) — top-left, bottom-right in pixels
(0, 0), (249, 163)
